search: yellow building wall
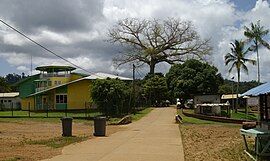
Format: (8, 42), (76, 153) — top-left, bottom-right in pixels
(67, 80), (91, 109)
(49, 77), (70, 86)
(70, 74), (83, 81)
(21, 97), (35, 110)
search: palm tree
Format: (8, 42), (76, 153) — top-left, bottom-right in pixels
(244, 20), (269, 83)
(225, 40), (256, 112)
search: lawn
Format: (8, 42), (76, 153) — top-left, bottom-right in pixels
(183, 109), (258, 121)
(178, 109), (253, 161)
(108, 108), (153, 124)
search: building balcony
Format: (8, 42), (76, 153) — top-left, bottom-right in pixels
(40, 73), (70, 78)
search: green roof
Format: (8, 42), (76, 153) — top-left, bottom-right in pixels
(35, 66), (76, 72)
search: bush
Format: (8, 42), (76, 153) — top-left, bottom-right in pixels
(91, 78), (130, 117)
(143, 74), (169, 106)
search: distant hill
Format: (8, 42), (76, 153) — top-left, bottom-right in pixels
(219, 79), (261, 94)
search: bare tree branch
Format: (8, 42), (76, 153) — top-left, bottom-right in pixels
(108, 18), (212, 74)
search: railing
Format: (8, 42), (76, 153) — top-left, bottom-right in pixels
(35, 87), (48, 92)
(40, 74), (70, 78)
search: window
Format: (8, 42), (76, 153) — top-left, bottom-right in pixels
(48, 81), (52, 86)
(56, 94), (67, 104)
(58, 81), (61, 85)
(0, 100), (3, 103)
(54, 81), (58, 85)
(8, 100), (11, 102)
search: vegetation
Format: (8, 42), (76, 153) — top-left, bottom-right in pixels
(218, 79), (260, 94)
(108, 18), (211, 74)
(143, 74), (169, 106)
(91, 78), (130, 117)
(26, 136), (88, 148)
(166, 59), (223, 99)
(225, 40), (256, 112)
(0, 76), (11, 92)
(244, 20), (270, 83)
(131, 108), (152, 121)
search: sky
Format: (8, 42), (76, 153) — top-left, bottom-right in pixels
(0, 0), (270, 82)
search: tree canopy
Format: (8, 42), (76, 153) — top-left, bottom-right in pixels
(108, 18), (212, 74)
(143, 74), (169, 106)
(244, 20), (269, 83)
(166, 59), (223, 99)
(0, 77), (11, 93)
(225, 40), (256, 95)
(91, 78), (130, 117)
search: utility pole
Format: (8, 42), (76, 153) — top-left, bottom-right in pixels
(30, 55), (33, 76)
(132, 64), (135, 113)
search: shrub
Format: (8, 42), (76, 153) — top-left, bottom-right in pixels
(91, 78), (130, 117)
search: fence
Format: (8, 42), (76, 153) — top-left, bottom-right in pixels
(0, 102), (101, 119)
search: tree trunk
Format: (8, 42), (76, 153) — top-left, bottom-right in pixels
(149, 61), (156, 74)
(236, 69), (240, 113)
(256, 42), (260, 84)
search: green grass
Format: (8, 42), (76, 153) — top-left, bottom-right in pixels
(178, 109), (218, 124)
(231, 111), (258, 121)
(131, 108), (153, 121)
(26, 136), (88, 148)
(107, 108), (153, 124)
(2, 157), (22, 161)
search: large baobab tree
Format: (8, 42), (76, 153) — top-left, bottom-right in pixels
(108, 18), (212, 74)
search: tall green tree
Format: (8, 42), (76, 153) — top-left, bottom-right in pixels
(91, 79), (130, 117)
(166, 59), (223, 99)
(143, 74), (169, 106)
(0, 77), (11, 93)
(225, 40), (256, 111)
(244, 20), (269, 83)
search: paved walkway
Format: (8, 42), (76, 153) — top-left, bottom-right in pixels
(43, 107), (184, 161)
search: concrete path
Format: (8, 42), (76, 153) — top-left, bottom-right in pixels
(43, 107), (184, 161)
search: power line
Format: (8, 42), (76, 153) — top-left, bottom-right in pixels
(0, 19), (94, 74)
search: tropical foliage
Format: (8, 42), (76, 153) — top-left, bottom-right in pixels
(91, 78), (130, 117)
(143, 74), (169, 106)
(166, 59), (223, 99)
(244, 20), (269, 83)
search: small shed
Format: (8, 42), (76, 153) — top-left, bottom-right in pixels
(241, 82), (270, 128)
(240, 82), (270, 158)
(0, 92), (21, 110)
(221, 94), (247, 110)
(194, 95), (220, 105)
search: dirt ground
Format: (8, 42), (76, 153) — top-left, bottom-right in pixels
(180, 124), (253, 161)
(0, 120), (126, 161)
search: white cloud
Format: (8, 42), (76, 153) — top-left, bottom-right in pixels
(16, 65), (29, 71)
(3, 33), (27, 46)
(0, 0), (270, 82)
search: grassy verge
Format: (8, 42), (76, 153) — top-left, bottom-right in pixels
(182, 109), (258, 121)
(107, 108), (153, 124)
(178, 109), (218, 124)
(26, 136), (89, 148)
(131, 108), (153, 121)
(231, 111), (258, 121)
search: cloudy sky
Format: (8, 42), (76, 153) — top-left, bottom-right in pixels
(0, 0), (270, 81)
